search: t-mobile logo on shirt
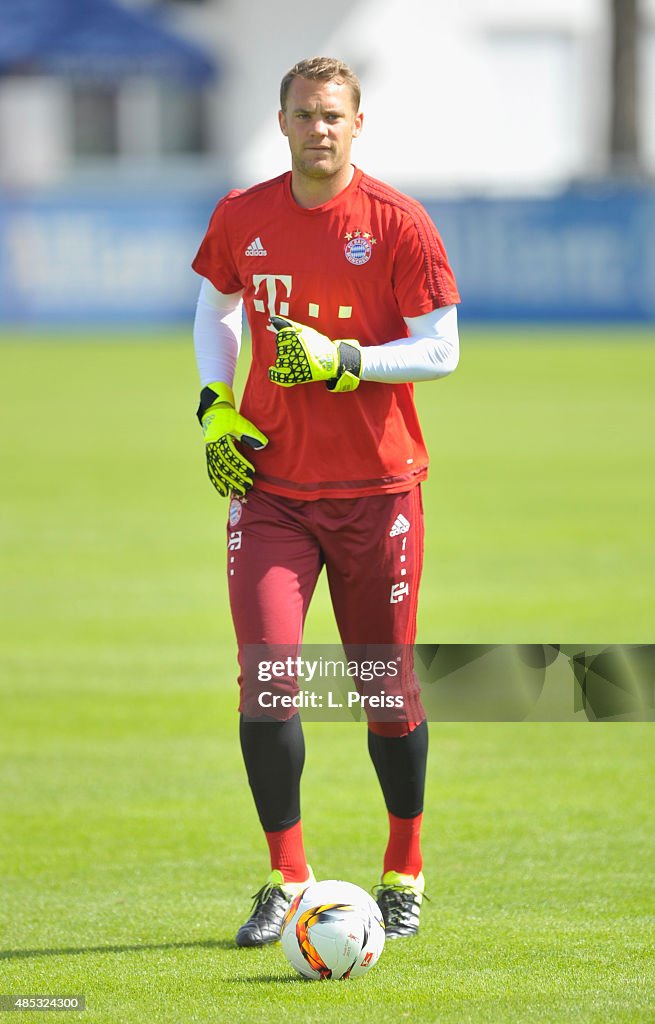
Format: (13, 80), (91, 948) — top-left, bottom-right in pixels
(251, 273), (354, 329)
(252, 274), (292, 330)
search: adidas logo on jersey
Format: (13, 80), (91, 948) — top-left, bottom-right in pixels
(389, 514), (410, 537)
(245, 237), (267, 256)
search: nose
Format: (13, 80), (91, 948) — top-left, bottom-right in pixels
(309, 119), (329, 137)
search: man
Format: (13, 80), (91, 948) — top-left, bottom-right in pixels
(192, 57), (460, 946)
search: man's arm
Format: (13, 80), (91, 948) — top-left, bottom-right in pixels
(193, 279), (267, 497)
(268, 305), (460, 391)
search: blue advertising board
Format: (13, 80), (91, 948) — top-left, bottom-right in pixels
(0, 189), (211, 324)
(427, 186), (655, 322)
(0, 185), (653, 324)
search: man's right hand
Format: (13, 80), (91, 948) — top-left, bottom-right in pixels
(196, 382), (268, 497)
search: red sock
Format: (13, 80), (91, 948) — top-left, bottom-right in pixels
(383, 811), (423, 877)
(264, 820), (309, 882)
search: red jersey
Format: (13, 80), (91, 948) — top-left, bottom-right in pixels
(192, 167), (460, 500)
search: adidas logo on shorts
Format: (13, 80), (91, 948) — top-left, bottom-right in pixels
(389, 513), (410, 537)
(245, 236), (267, 256)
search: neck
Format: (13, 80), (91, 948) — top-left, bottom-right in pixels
(290, 164), (355, 209)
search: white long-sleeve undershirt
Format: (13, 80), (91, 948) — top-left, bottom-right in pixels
(360, 305), (459, 382)
(193, 280), (244, 387)
(193, 278), (459, 387)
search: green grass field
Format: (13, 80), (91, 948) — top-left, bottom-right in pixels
(1, 328), (654, 1023)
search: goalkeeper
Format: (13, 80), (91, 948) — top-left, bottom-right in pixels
(192, 56), (460, 947)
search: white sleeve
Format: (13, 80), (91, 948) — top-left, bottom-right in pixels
(193, 278), (244, 387)
(359, 305), (459, 383)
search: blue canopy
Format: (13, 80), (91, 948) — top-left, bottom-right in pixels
(0, 0), (216, 84)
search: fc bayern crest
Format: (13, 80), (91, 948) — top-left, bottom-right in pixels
(228, 496), (243, 527)
(344, 230), (375, 266)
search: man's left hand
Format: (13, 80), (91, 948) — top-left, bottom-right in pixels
(268, 316), (362, 393)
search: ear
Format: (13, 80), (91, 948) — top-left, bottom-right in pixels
(352, 111), (364, 139)
(278, 109), (288, 137)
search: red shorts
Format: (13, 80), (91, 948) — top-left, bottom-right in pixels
(226, 486), (426, 729)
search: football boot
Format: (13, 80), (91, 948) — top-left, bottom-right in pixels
(235, 867), (314, 947)
(373, 870), (426, 939)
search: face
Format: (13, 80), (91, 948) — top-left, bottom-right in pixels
(279, 77), (363, 182)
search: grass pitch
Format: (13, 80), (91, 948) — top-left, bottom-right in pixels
(1, 327), (654, 1023)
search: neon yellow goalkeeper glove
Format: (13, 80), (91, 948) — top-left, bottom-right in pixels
(196, 382), (268, 497)
(268, 316), (362, 393)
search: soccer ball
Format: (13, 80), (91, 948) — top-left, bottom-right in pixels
(280, 879), (385, 980)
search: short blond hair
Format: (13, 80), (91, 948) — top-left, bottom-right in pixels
(280, 57), (361, 111)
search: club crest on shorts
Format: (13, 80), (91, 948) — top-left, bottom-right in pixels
(229, 496), (243, 527)
(344, 230), (376, 266)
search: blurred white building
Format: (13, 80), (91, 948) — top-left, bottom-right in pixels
(1, 0), (655, 192)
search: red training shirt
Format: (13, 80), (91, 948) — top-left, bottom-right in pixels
(192, 166), (460, 500)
